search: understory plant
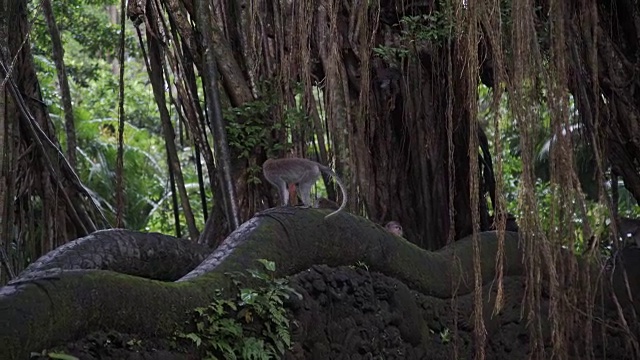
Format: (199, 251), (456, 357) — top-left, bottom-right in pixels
(176, 259), (301, 360)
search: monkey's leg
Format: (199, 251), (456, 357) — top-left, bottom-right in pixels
(298, 180), (314, 208)
(272, 178), (289, 206)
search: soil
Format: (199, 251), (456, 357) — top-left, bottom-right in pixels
(31, 265), (633, 360)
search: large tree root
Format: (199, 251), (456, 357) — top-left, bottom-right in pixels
(0, 208), (636, 359)
(12, 229), (210, 283)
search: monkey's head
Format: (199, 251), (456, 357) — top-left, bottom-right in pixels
(385, 221), (403, 237)
(315, 197), (340, 210)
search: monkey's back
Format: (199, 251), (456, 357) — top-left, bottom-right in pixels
(263, 158), (323, 184)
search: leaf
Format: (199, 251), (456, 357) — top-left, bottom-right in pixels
(46, 353), (80, 360)
(183, 333), (202, 347)
(241, 338), (269, 360)
(240, 308), (254, 323)
(257, 259), (276, 272)
(210, 340), (236, 359)
(240, 289), (258, 304)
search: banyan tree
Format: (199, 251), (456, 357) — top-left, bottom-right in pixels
(0, 0), (639, 359)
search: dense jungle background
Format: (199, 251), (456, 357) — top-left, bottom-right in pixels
(1, 0), (640, 359)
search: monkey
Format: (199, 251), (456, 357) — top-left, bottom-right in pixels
(263, 157), (348, 219)
(385, 221), (403, 237)
(617, 217), (640, 248)
(488, 213), (520, 232)
(315, 197), (340, 210)
(584, 216), (640, 257)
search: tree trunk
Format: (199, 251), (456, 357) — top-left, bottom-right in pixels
(0, 0), (106, 280)
(16, 229), (209, 282)
(41, 0), (77, 170)
(564, 0), (640, 204)
(144, 1), (199, 240)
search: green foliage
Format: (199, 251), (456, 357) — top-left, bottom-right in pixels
(31, 0), (140, 62)
(399, 11), (453, 43)
(30, 350), (79, 360)
(225, 100), (281, 160)
(353, 261), (370, 271)
(478, 84), (525, 216)
(439, 328), (451, 344)
(372, 45), (409, 67)
(30, 1), (208, 234)
(74, 118), (167, 229)
(176, 260), (301, 359)
(63, 53), (160, 132)
(283, 104), (309, 137)
(225, 95), (298, 186)
(478, 83), (639, 253)
(373, 6), (453, 66)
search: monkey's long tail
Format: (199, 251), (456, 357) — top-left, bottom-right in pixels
(322, 167), (348, 219)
